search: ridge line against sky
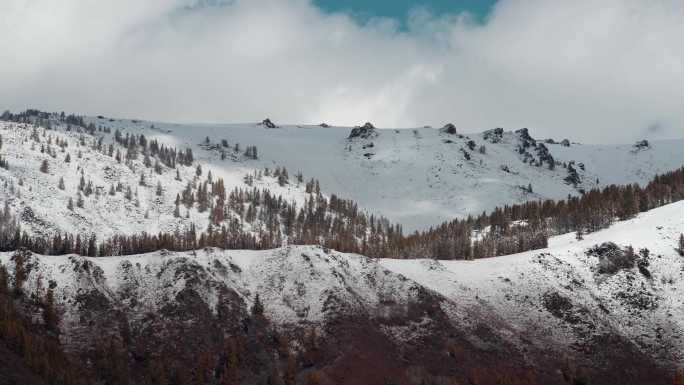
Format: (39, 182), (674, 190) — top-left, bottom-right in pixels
(1, 0), (683, 143)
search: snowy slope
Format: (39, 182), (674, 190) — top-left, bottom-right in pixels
(2, 200), (683, 367)
(0, 121), (310, 239)
(381, 200), (684, 366)
(1, 116), (683, 236)
(83, 117), (684, 231)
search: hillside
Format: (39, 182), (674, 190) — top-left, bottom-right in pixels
(84, 117), (684, 231)
(1, 200), (683, 383)
(1, 114), (683, 240)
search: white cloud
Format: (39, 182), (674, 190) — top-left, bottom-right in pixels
(1, 0), (683, 143)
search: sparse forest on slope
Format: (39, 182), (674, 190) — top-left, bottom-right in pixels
(2, 200), (684, 384)
(0, 110), (683, 384)
(0, 110), (684, 261)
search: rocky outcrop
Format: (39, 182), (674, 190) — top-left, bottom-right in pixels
(260, 118), (277, 128)
(348, 122), (377, 139)
(633, 139), (650, 151)
(440, 123), (457, 135)
(483, 127), (504, 143)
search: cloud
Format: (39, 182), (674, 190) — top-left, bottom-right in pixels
(1, 0), (683, 143)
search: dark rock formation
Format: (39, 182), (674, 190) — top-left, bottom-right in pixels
(260, 118), (277, 128)
(441, 123), (457, 135)
(483, 127), (504, 143)
(348, 122), (377, 139)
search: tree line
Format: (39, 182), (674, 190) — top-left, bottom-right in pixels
(2, 109), (684, 260)
(0, 166), (683, 260)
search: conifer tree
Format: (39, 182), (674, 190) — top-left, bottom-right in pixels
(67, 197), (74, 211)
(39, 159), (49, 173)
(251, 293), (264, 317)
(284, 353), (297, 385)
(220, 338), (240, 385)
(0, 265), (8, 295)
(43, 288), (59, 333)
(268, 368), (285, 385)
(58, 177), (65, 190)
(678, 234), (684, 257)
(156, 181), (163, 197)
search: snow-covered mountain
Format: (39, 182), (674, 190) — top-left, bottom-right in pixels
(2, 116), (684, 237)
(1, 112), (684, 383)
(87, 117), (684, 230)
(1, 198), (682, 383)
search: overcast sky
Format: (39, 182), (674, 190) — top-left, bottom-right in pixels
(1, 0), (683, 143)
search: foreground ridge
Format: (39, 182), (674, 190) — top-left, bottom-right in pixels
(1, 200), (683, 384)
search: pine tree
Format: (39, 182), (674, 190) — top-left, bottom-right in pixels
(58, 177), (65, 190)
(175, 168), (182, 181)
(76, 192), (84, 208)
(43, 288), (59, 333)
(156, 181), (163, 197)
(284, 354), (297, 385)
(0, 265), (8, 294)
(154, 160), (163, 175)
(67, 197), (74, 210)
(39, 159), (49, 173)
(174, 202), (181, 218)
(64, 153), (71, 163)
(251, 293), (264, 317)
(220, 338), (240, 385)
(678, 234), (684, 257)
(109, 185), (116, 196)
(268, 368), (285, 385)
(139, 173), (146, 186)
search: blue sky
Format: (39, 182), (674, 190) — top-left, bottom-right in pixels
(314, 0), (497, 23)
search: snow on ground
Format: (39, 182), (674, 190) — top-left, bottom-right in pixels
(0, 245), (421, 329)
(381, 200), (684, 366)
(84, 117), (684, 231)
(0, 121), (311, 239)
(1, 118), (683, 236)
(1, 200), (682, 365)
